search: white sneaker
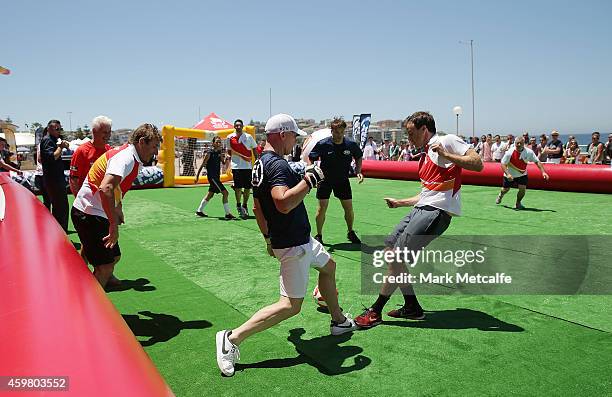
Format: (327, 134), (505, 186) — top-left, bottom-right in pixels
(331, 314), (358, 335)
(242, 206), (249, 217)
(216, 330), (240, 376)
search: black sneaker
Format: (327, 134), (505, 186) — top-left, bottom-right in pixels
(347, 230), (361, 244)
(242, 205), (250, 217)
(225, 213), (236, 220)
(196, 211), (208, 217)
(314, 234), (324, 244)
(387, 304), (425, 320)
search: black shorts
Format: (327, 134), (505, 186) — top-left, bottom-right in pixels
(208, 177), (227, 194)
(71, 207), (121, 266)
(503, 174), (528, 188)
(232, 169), (252, 189)
(316, 178), (352, 200)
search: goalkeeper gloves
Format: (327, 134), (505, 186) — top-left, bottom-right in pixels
(303, 164), (324, 189)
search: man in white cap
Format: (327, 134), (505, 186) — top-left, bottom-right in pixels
(215, 113), (357, 377)
(544, 130), (563, 164)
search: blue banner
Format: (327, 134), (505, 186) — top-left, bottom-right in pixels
(352, 115), (360, 142)
(359, 114), (371, 149)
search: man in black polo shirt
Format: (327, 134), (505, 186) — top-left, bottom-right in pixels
(40, 119), (70, 232)
(308, 117), (363, 244)
(215, 114), (356, 377)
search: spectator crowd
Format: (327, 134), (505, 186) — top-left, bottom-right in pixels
(359, 131), (612, 165)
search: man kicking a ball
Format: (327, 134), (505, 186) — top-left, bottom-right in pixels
(194, 136), (236, 219)
(215, 114), (357, 376)
(355, 111), (483, 328)
(496, 136), (549, 209)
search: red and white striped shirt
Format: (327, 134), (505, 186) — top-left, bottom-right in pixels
(73, 144), (142, 218)
(416, 134), (470, 216)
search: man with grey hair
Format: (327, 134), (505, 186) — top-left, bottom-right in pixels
(72, 123), (161, 288)
(69, 116), (116, 285)
(70, 115), (113, 196)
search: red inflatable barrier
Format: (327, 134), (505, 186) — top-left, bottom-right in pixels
(0, 175), (174, 396)
(361, 160), (612, 194)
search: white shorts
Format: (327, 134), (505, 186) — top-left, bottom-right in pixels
(272, 237), (331, 298)
(547, 158), (561, 164)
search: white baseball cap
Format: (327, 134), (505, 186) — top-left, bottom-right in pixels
(265, 113), (306, 136)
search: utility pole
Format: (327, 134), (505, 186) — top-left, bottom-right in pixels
(269, 88), (272, 119)
(459, 40), (475, 137)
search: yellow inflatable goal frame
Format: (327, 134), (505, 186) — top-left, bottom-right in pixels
(158, 125), (257, 187)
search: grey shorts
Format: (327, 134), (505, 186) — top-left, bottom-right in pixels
(384, 205), (452, 250)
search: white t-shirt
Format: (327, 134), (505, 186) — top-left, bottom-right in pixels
(227, 132), (257, 170)
(416, 134), (470, 216)
(491, 141), (505, 160)
(363, 145), (376, 160)
(73, 144), (142, 218)
(501, 147), (539, 178)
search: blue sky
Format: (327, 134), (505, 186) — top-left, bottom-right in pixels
(2, 0), (611, 135)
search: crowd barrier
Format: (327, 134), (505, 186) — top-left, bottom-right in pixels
(361, 160), (612, 194)
(0, 174), (174, 396)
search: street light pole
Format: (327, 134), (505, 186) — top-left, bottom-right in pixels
(67, 111), (72, 132)
(456, 114), (459, 134)
(460, 40), (475, 138)
(470, 40), (475, 139)
(452, 106), (463, 136)
(269, 88), (272, 119)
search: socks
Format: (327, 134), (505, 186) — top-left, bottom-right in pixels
(371, 294), (390, 314)
(223, 203), (231, 215)
(198, 199), (208, 212)
(403, 293), (419, 308)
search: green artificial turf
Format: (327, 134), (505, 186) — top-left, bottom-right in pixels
(67, 180), (612, 396)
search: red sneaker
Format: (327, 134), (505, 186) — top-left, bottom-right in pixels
(355, 308), (382, 329)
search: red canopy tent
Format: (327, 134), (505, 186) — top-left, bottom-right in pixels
(193, 112), (233, 131)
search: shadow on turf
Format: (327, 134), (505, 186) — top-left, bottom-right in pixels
(501, 205), (557, 213)
(105, 278), (156, 293)
(236, 328), (371, 376)
(122, 310), (212, 347)
(383, 308), (524, 332)
(326, 242), (363, 252)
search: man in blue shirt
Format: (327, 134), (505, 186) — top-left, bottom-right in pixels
(40, 120), (70, 232)
(308, 118), (364, 244)
(215, 114), (357, 377)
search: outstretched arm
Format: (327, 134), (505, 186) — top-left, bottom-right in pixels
(0, 159), (22, 174)
(383, 193), (421, 208)
(535, 161), (549, 181)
